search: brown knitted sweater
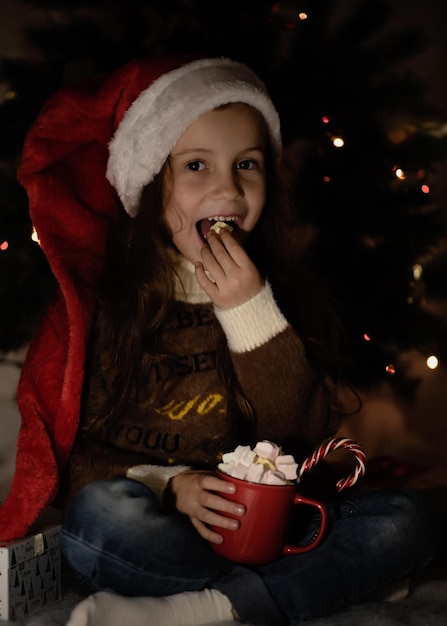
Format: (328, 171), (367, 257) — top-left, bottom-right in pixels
(63, 261), (335, 504)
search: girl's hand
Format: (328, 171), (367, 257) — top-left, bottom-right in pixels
(195, 230), (264, 309)
(168, 470), (245, 543)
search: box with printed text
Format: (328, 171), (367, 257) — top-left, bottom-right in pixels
(0, 525), (61, 621)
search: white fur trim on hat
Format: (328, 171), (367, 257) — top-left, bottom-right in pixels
(106, 57), (282, 216)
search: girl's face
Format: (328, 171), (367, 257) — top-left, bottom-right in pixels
(163, 103), (268, 264)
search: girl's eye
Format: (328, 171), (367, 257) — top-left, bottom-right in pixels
(186, 161), (205, 171)
(237, 159), (256, 170)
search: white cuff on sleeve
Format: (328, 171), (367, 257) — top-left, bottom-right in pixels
(214, 281), (288, 352)
(126, 464), (191, 503)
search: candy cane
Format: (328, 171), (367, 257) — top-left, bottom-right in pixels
(298, 437), (367, 492)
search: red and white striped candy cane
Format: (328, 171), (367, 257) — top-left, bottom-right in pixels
(298, 437), (367, 492)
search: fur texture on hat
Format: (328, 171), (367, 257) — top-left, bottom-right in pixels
(0, 55), (280, 541)
(107, 57), (282, 216)
(0, 55), (194, 540)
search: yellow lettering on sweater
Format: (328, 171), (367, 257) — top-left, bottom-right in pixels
(197, 394), (223, 414)
(156, 393), (225, 420)
(157, 396), (201, 420)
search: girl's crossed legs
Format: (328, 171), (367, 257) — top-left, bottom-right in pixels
(61, 477), (433, 625)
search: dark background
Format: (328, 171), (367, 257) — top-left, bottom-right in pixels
(1, 0), (446, 409)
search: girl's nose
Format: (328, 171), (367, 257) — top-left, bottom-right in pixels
(215, 169), (243, 199)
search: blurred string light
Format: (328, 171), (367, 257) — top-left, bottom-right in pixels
(362, 333), (397, 375)
(0, 82), (18, 104)
(408, 263), (426, 305)
(320, 116), (345, 148)
(332, 136), (344, 148)
(0, 229), (40, 252)
(1, 229), (41, 252)
(426, 355), (438, 370)
(31, 227), (41, 245)
(361, 332), (440, 373)
(319, 113), (439, 378)
(413, 264), (423, 280)
(270, 3), (310, 29)
(392, 165), (431, 194)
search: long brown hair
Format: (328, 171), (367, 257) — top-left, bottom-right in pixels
(82, 112), (350, 441)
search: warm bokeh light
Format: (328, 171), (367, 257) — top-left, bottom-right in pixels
(0, 240), (8, 251)
(385, 364), (396, 374)
(412, 264), (423, 280)
(426, 355), (438, 370)
(332, 136), (344, 148)
(31, 228), (40, 244)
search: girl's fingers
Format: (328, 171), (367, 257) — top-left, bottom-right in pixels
(194, 261), (219, 297)
(178, 472), (245, 542)
(205, 231), (248, 272)
(201, 236), (229, 277)
(191, 518), (224, 544)
(200, 491), (244, 518)
(216, 229), (250, 266)
(199, 473), (237, 495)
(197, 504), (241, 531)
(191, 504), (241, 543)
(195, 233), (263, 308)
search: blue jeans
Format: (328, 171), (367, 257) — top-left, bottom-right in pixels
(60, 478), (434, 624)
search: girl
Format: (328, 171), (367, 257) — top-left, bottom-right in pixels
(5, 56), (433, 625)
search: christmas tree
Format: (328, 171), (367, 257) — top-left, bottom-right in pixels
(1, 0), (446, 399)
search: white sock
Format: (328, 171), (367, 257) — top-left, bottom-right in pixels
(66, 588), (235, 626)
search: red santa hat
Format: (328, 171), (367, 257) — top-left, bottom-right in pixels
(107, 57), (282, 216)
(0, 54), (282, 540)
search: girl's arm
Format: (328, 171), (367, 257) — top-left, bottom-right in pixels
(195, 229), (334, 445)
(215, 282), (334, 445)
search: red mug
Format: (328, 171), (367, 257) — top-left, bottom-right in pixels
(210, 470), (327, 565)
(210, 437), (367, 565)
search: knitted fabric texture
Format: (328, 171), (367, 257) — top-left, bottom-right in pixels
(0, 54), (281, 540)
(0, 55), (200, 539)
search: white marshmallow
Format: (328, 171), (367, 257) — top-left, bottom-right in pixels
(210, 220), (234, 235)
(275, 455), (298, 480)
(234, 445), (257, 466)
(222, 445), (256, 467)
(219, 440), (298, 486)
(218, 462), (248, 480)
(246, 463), (265, 483)
(254, 440), (281, 462)
(260, 469), (287, 485)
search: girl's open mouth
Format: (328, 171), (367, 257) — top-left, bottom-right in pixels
(196, 217), (239, 243)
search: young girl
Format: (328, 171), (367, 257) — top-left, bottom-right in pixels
(4, 56), (433, 625)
